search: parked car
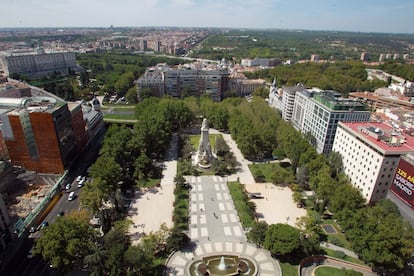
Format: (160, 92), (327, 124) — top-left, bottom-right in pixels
(41, 221), (48, 229)
(57, 211), (64, 217)
(27, 248), (33, 259)
(76, 175), (82, 182)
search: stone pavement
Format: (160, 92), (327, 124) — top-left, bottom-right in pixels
(187, 175), (245, 243)
(127, 134), (178, 244)
(166, 241), (281, 276)
(166, 175), (281, 275)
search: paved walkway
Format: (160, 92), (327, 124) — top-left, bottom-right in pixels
(210, 129), (256, 185)
(166, 241), (281, 276)
(166, 175), (281, 275)
(127, 134), (178, 244)
(320, 242), (359, 259)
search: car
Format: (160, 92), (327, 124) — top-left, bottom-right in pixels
(65, 183), (71, 191)
(68, 191), (76, 201)
(29, 226), (36, 233)
(76, 175), (82, 182)
(41, 221), (48, 229)
(77, 179), (85, 188)
(57, 211), (64, 217)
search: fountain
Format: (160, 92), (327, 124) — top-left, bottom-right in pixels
(189, 255), (257, 276)
(218, 256), (226, 270)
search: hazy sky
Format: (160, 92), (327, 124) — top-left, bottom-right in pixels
(1, 0), (413, 33)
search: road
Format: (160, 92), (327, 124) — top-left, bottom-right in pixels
(1, 132), (104, 276)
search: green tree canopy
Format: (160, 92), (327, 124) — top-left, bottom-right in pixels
(264, 223), (301, 257)
(33, 210), (97, 272)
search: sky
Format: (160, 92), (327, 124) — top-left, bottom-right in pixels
(1, 0), (413, 34)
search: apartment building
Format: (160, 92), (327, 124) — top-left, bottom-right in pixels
(137, 64), (229, 101)
(332, 122), (414, 203)
(281, 85), (307, 121)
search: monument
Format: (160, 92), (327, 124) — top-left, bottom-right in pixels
(197, 118), (213, 168)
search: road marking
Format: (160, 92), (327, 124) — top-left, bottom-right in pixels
(200, 227), (208, 237)
(224, 226), (232, 236)
(221, 214), (228, 223)
(219, 203), (225, 211)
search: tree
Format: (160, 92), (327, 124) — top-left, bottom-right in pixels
(124, 245), (154, 275)
(270, 164), (294, 186)
(327, 151), (343, 179)
(247, 221), (268, 246)
(264, 223), (301, 257)
(84, 244), (107, 276)
(80, 178), (105, 214)
(33, 210), (97, 273)
(125, 87), (138, 103)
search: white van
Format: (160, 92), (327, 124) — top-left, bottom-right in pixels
(68, 191), (76, 201)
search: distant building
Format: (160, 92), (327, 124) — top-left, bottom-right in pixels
(360, 52), (369, 61)
(393, 53), (400, 60)
(229, 78), (265, 97)
(137, 63), (229, 101)
(0, 47), (78, 78)
(310, 54), (320, 62)
(333, 122), (414, 203)
(350, 92), (414, 111)
(241, 58), (281, 67)
(403, 54), (409, 60)
(379, 54), (385, 62)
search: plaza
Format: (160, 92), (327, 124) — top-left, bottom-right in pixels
(126, 130), (305, 275)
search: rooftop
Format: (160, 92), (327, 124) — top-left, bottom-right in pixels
(341, 121), (414, 154)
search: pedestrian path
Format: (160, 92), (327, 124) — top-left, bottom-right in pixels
(320, 241), (359, 259)
(186, 175), (245, 243)
(166, 240), (281, 276)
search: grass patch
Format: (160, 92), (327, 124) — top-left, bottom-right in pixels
(227, 181), (255, 228)
(189, 134), (220, 152)
(104, 113), (137, 120)
(279, 262), (298, 276)
(322, 248), (365, 265)
(136, 178), (161, 188)
(248, 163), (278, 182)
(315, 266), (363, 276)
(102, 103), (138, 108)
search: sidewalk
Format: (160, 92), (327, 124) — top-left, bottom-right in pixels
(209, 129), (255, 185)
(127, 134), (178, 244)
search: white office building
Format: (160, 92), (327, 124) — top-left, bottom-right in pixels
(291, 90), (370, 154)
(333, 122), (414, 203)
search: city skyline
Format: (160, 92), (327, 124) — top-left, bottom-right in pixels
(1, 0), (413, 34)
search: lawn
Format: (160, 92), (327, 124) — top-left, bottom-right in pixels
(322, 248), (365, 265)
(279, 262), (298, 276)
(189, 134), (221, 151)
(227, 181), (255, 228)
(315, 266), (362, 276)
(103, 113), (137, 120)
(248, 163), (278, 182)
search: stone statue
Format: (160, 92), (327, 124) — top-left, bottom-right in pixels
(197, 118), (212, 167)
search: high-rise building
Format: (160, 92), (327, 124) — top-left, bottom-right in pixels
(333, 122), (414, 203)
(281, 85), (307, 121)
(0, 81), (100, 174)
